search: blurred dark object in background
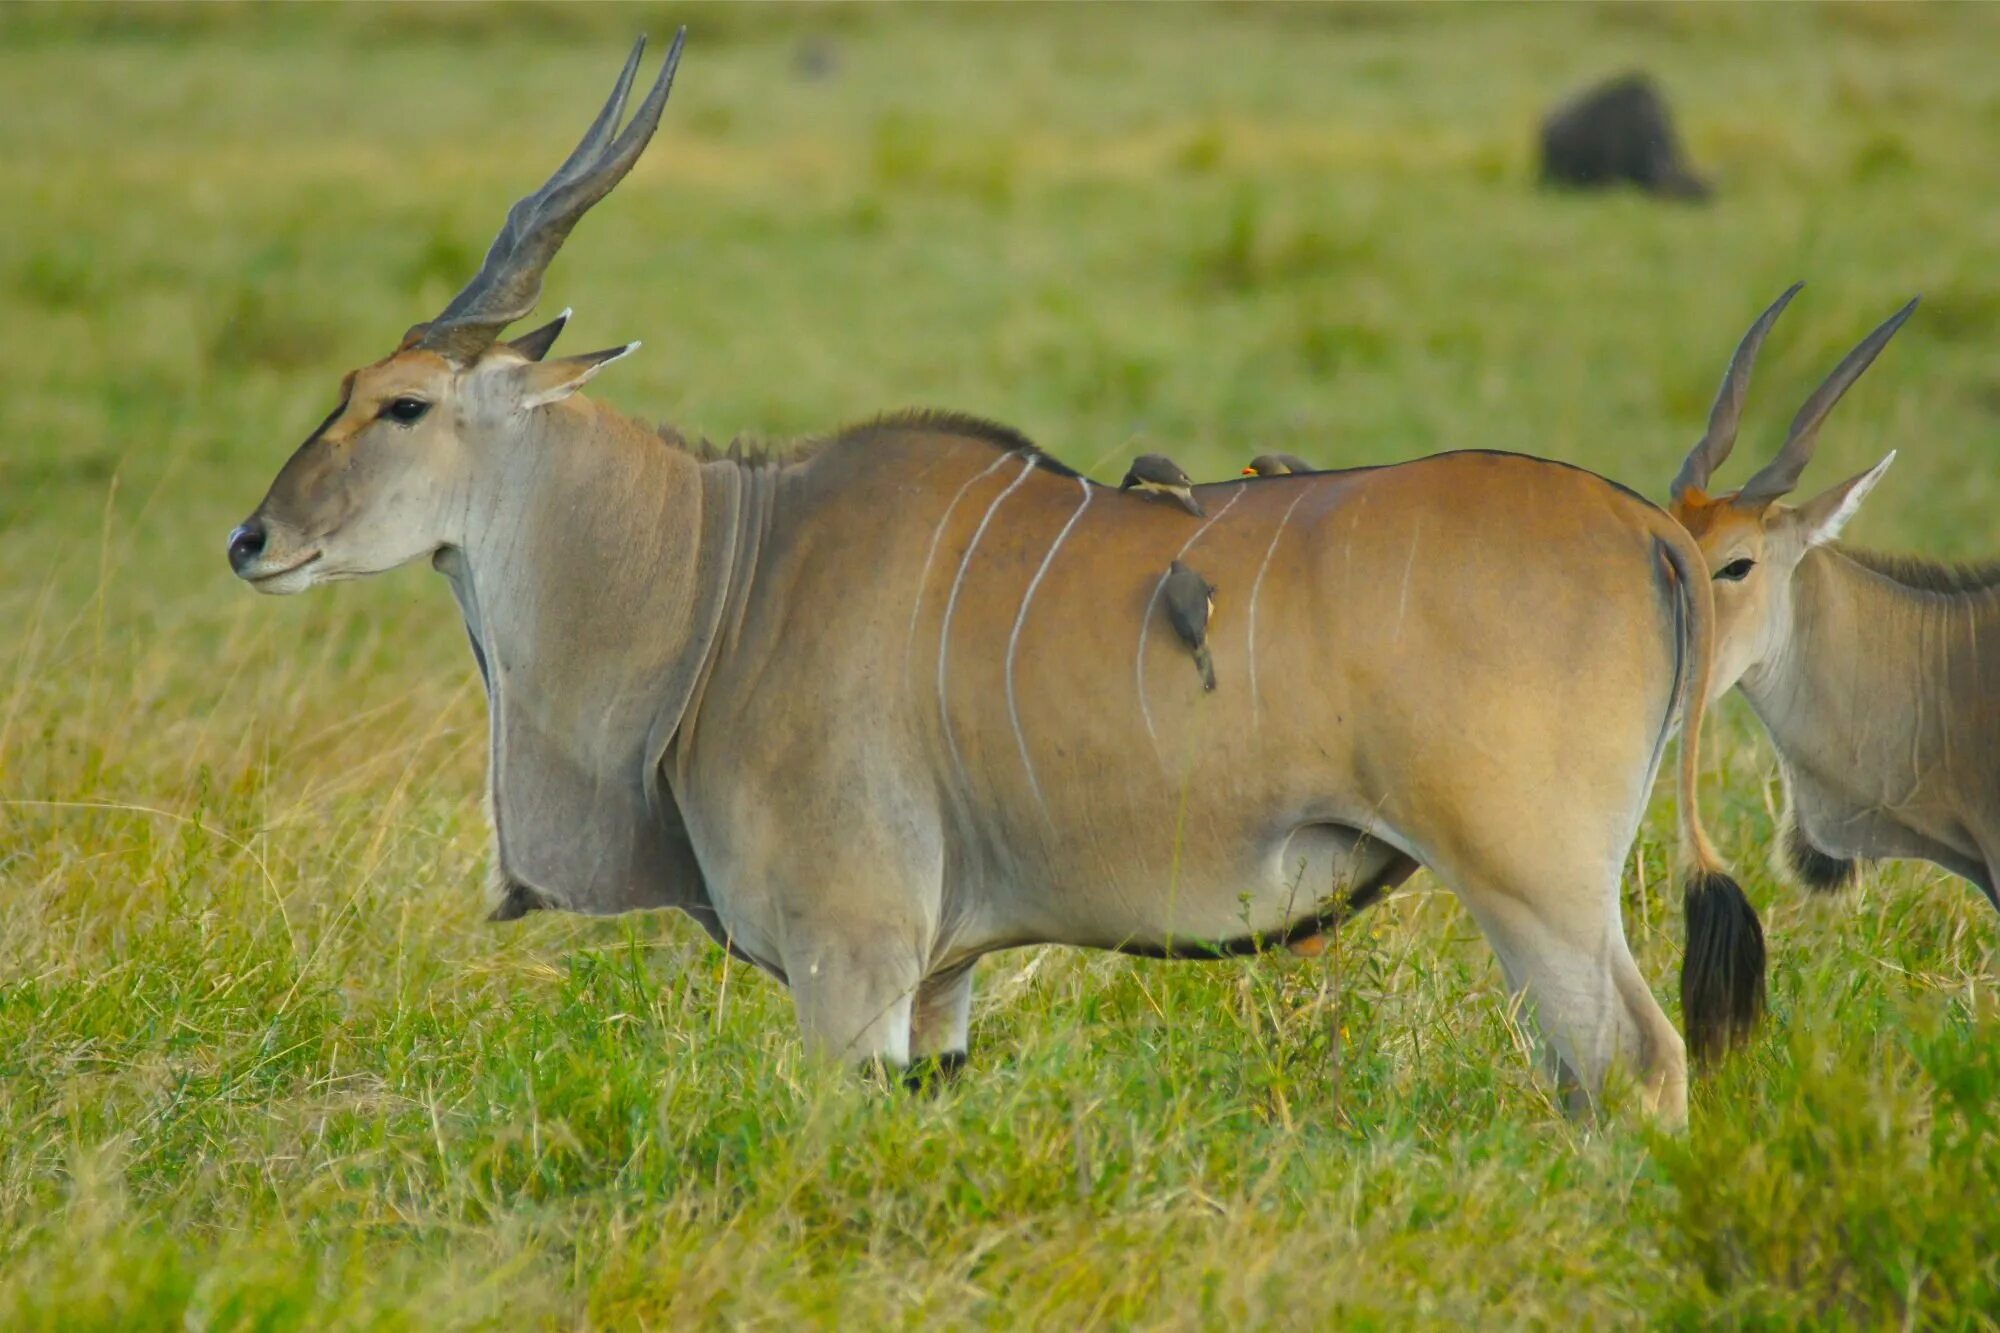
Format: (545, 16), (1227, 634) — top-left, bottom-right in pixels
(794, 35), (840, 82)
(1539, 73), (1711, 201)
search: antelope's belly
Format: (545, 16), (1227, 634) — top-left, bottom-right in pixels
(982, 820), (1408, 957)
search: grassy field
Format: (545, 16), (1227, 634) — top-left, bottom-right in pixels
(3, 3), (1999, 1326)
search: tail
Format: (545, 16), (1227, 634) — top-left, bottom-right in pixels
(1656, 533), (1766, 1065)
(1194, 645), (1216, 693)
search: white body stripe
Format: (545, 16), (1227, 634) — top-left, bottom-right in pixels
(1392, 520), (1423, 646)
(1136, 483), (1248, 745)
(1006, 477), (1094, 812)
(1247, 488), (1312, 726)
(903, 450), (1020, 683)
(938, 456), (1039, 791)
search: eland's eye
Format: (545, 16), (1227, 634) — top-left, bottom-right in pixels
(382, 396), (431, 425)
(1716, 557), (1756, 582)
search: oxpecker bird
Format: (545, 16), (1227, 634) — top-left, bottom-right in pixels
(1162, 560), (1217, 692)
(1241, 452), (1315, 477)
(1121, 453), (1203, 517)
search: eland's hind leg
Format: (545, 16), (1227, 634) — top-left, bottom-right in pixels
(1610, 934), (1686, 1121)
(1436, 850), (1686, 1124)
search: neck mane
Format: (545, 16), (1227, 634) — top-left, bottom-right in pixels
(655, 406), (1082, 480)
(1826, 543), (2000, 600)
(1750, 542), (2000, 772)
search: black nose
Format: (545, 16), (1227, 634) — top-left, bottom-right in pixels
(227, 521), (267, 574)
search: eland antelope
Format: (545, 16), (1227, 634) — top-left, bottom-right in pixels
(227, 34), (1761, 1118)
(1670, 287), (2000, 918)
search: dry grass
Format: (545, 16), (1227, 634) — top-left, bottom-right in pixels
(2, 4), (1998, 1327)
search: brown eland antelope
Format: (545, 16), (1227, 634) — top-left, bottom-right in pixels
(227, 34), (1760, 1117)
(1670, 288), (2000, 917)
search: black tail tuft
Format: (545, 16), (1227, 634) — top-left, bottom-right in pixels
(1784, 820), (1859, 894)
(1681, 870), (1767, 1065)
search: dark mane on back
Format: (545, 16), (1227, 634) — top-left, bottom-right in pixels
(657, 422), (813, 468)
(656, 408), (1080, 477)
(1832, 545), (2000, 597)
(832, 409), (1081, 478)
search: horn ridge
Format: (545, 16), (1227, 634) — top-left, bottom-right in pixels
(551, 36), (648, 190)
(1735, 295), (1918, 507)
(418, 28), (687, 363)
(1669, 282), (1802, 501)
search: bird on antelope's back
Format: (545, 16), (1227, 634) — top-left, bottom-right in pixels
(1121, 453), (1204, 516)
(1241, 453), (1315, 477)
(1161, 559), (1217, 692)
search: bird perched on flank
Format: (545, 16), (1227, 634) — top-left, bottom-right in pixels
(1162, 560), (1217, 692)
(1240, 452), (1315, 477)
(1121, 453), (1204, 516)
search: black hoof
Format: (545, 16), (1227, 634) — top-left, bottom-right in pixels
(900, 1050), (969, 1095)
(487, 878), (555, 922)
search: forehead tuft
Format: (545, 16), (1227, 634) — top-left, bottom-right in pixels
(349, 349), (453, 401)
(1672, 492), (1758, 546)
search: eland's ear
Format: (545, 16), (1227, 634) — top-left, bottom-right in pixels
(506, 308), (572, 361)
(508, 342), (640, 409)
(1787, 451), (1895, 547)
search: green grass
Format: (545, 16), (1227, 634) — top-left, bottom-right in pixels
(3, 3), (1999, 1326)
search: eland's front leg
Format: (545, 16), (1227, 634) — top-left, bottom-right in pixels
(908, 963), (975, 1080)
(784, 925), (926, 1070)
(702, 768), (945, 1071)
